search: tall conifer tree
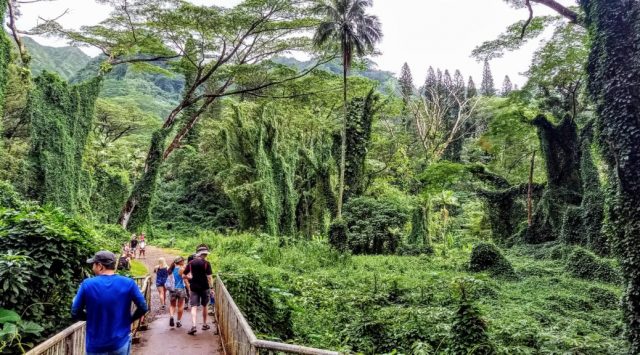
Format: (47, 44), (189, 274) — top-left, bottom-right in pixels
(467, 76), (477, 99)
(453, 70), (465, 96)
(423, 66), (437, 99)
(480, 59), (496, 96)
(501, 75), (513, 96)
(443, 69), (453, 90)
(399, 62), (414, 105)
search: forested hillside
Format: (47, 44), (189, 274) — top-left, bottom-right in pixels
(22, 36), (90, 80)
(1, 0), (640, 354)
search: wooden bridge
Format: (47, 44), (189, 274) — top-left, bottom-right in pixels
(24, 274), (339, 355)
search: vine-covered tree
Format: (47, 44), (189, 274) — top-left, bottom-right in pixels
(480, 59), (495, 96)
(36, 0), (327, 230)
(580, 0), (640, 350)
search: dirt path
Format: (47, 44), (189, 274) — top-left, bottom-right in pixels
(131, 246), (223, 355)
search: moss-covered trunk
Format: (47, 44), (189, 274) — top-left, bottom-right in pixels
(581, 0), (640, 350)
(521, 115), (582, 244)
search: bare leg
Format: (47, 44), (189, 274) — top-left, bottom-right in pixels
(169, 297), (176, 318)
(202, 304), (208, 325)
(177, 298), (184, 320)
(191, 305), (197, 326)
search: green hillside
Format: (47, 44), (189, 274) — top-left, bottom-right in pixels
(23, 36), (91, 81)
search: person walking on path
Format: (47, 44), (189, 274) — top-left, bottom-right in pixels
(183, 246), (213, 335)
(138, 234), (146, 259)
(71, 250), (148, 355)
(168, 256), (187, 328)
(130, 234), (138, 259)
(154, 257), (169, 310)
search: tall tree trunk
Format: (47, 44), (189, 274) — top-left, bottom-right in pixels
(581, 0), (640, 351)
(527, 150), (536, 226)
(337, 60), (347, 219)
(118, 129), (169, 230)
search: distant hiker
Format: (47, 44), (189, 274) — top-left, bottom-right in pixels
(138, 234), (146, 259)
(168, 256), (187, 328)
(130, 234), (138, 259)
(183, 246), (213, 335)
(154, 257), (169, 310)
(117, 254), (130, 271)
(72, 250), (148, 355)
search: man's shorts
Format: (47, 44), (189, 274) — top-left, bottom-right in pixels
(189, 289), (210, 307)
(170, 288), (186, 301)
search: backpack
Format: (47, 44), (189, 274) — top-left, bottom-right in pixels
(165, 271), (176, 292)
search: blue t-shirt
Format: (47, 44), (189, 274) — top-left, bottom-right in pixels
(71, 275), (148, 353)
(172, 268), (185, 289)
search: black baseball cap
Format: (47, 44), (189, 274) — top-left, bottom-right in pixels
(87, 251), (116, 266)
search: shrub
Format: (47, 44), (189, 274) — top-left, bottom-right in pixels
(468, 242), (516, 279)
(341, 197), (408, 254)
(396, 243), (434, 256)
(565, 247), (621, 283)
(588, 286), (619, 309)
(328, 218), (348, 252)
(447, 282), (496, 355)
(0, 180), (22, 209)
(0, 204), (103, 351)
(222, 272), (293, 340)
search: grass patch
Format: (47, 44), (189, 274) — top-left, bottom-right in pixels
(129, 259), (148, 277)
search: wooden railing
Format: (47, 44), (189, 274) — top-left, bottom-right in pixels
(25, 275), (151, 355)
(214, 276), (340, 355)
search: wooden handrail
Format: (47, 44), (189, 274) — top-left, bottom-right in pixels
(214, 275), (340, 355)
(24, 321), (86, 355)
(25, 275), (151, 355)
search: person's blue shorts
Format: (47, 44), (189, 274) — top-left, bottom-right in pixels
(87, 338), (131, 355)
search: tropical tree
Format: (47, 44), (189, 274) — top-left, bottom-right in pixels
(313, 0), (382, 218)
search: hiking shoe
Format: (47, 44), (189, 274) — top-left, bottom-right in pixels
(169, 317), (174, 327)
(176, 321), (182, 328)
(202, 324), (210, 331)
(188, 326), (197, 335)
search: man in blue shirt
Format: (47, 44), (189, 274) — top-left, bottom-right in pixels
(71, 251), (148, 355)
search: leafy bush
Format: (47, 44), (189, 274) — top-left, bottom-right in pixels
(328, 218), (348, 252)
(341, 197), (408, 254)
(222, 272), (293, 340)
(0, 308), (44, 353)
(0, 181), (21, 209)
(565, 247), (621, 283)
(468, 242), (516, 279)
(0, 204), (104, 351)
(447, 281), (496, 355)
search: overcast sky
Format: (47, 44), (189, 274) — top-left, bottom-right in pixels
(17, 0), (573, 87)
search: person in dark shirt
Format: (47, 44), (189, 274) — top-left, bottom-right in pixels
(183, 246), (213, 335)
(129, 235), (138, 259)
(71, 251), (148, 355)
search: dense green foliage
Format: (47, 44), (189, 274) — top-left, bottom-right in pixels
(0, 201), (121, 353)
(340, 197), (407, 254)
(26, 72), (101, 213)
(3, 0), (640, 352)
(156, 232), (626, 353)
